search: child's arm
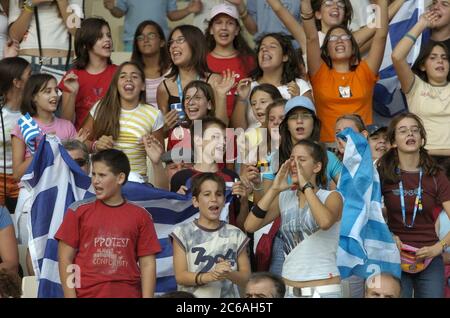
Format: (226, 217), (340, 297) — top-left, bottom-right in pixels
(55, 0), (78, 36)
(60, 72), (80, 123)
(58, 241), (77, 298)
(11, 136), (33, 181)
(139, 255), (156, 298)
(354, 0), (405, 53)
(0, 224), (19, 274)
(301, 0), (322, 77)
(172, 239), (201, 286)
(103, 0), (125, 18)
(228, 0), (258, 35)
(244, 160), (293, 233)
(232, 180), (250, 231)
(266, 0), (306, 51)
(222, 250), (251, 288)
(364, 0), (389, 75)
(209, 72), (233, 127)
(143, 134), (169, 190)
(156, 81), (170, 115)
(8, 0), (53, 42)
(391, 11), (437, 94)
(81, 114), (114, 153)
(230, 78), (251, 130)
(167, 0), (202, 21)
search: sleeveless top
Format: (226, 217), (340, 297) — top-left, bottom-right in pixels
(162, 73), (213, 106)
(279, 189), (341, 282)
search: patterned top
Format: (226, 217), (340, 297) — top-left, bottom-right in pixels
(170, 220), (249, 298)
(91, 103), (164, 176)
(279, 189), (341, 282)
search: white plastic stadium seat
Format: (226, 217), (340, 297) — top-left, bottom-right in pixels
(22, 276), (38, 298)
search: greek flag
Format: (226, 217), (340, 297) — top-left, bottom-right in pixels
(373, 0), (427, 117)
(23, 136), (232, 297)
(17, 113), (41, 154)
(336, 128), (401, 279)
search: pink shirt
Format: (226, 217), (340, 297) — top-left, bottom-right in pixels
(12, 116), (77, 158)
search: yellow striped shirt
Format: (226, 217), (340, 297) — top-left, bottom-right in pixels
(91, 103), (164, 176)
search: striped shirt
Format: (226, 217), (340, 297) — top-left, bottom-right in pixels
(91, 103), (164, 176)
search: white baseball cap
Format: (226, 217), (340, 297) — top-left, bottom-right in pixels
(210, 3), (239, 21)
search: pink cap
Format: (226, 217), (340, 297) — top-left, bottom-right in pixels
(210, 3), (239, 21)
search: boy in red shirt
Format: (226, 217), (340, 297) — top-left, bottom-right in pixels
(56, 149), (161, 298)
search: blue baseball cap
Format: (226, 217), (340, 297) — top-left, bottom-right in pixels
(284, 96), (316, 115)
(366, 124), (387, 137)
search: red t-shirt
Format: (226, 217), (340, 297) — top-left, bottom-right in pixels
(55, 198), (161, 298)
(382, 169), (450, 248)
(59, 64), (118, 130)
(207, 54), (256, 118)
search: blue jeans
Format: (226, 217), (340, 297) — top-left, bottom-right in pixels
(23, 56), (71, 74)
(269, 233), (285, 276)
(401, 255), (445, 298)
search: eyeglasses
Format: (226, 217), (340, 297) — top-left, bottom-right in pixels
(136, 32), (159, 42)
(74, 158), (88, 167)
(168, 36), (186, 46)
(322, 0), (346, 9)
(396, 126), (420, 136)
(328, 34), (352, 42)
(288, 113), (314, 121)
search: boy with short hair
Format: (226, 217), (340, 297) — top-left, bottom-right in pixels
(366, 124), (389, 162)
(170, 173), (251, 298)
(56, 149), (161, 298)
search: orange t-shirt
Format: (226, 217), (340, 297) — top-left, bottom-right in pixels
(310, 60), (379, 142)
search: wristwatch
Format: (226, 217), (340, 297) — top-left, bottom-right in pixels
(301, 182), (314, 193)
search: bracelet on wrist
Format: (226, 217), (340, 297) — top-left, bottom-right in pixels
(195, 272), (205, 286)
(300, 182), (314, 193)
(302, 14), (315, 21)
(252, 204), (267, 219)
(404, 33), (417, 43)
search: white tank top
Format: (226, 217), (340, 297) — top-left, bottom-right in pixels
(280, 189), (341, 282)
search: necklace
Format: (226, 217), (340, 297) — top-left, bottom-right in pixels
(211, 49), (238, 58)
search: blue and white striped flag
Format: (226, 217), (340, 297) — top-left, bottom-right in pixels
(336, 128), (401, 279)
(18, 113), (42, 154)
(373, 0), (427, 117)
(22, 136), (232, 297)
